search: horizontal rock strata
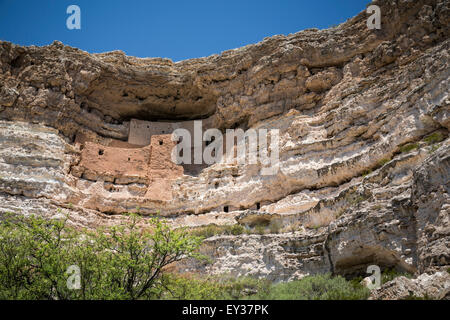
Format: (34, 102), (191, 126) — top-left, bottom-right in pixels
(0, 0), (449, 298)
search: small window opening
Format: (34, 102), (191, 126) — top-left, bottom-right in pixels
(224, 206), (229, 213)
(256, 202), (261, 210)
(98, 149), (104, 156)
(159, 140), (163, 145)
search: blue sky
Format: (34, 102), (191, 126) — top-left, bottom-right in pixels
(0, 0), (368, 61)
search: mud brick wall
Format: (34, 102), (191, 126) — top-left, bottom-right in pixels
(78, 142), (151, 182)
(146, 134), (184, 200)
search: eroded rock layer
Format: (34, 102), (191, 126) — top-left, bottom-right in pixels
(0, 0), (449, 297)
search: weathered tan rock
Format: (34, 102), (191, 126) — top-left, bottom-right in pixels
(0, 0), (449, 299)
(370, 271), (450, 300)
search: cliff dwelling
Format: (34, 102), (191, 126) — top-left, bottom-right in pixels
(1, 0), (449, 299)
(72, 117), (214, 201)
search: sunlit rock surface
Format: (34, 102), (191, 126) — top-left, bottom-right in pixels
(0, 0), (449, 298)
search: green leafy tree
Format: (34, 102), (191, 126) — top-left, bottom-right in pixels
(0, 213), (203, 300)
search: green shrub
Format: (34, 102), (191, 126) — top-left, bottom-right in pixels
(190, 224), (247, 238)
(0, 213), (202, 300)
(155, 274), (225, 300)
(155, 275), (271, 300)
(254, 225), (266, 235)
(190, 224), (222, 238)
(230, 224), (245, 235)
(222, 276), (271, 300)
(191, 222), (288, 238)
(423, 132), (444, 145)
(268, 220), (282, 234)
(399, 143), (419, 153)
(381, 268), (412, 284)
(252, 273), (369, 300)
(158, 274), (370, 300)
(377, 158), (391, 167)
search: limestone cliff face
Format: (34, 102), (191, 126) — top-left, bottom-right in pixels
(0, 0), (449, 298)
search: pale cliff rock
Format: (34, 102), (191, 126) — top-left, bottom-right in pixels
(370, 271), (450, 300)
(0, 0), (449, 299)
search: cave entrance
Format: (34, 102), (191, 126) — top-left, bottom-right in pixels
(333, 246), (417, 279)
